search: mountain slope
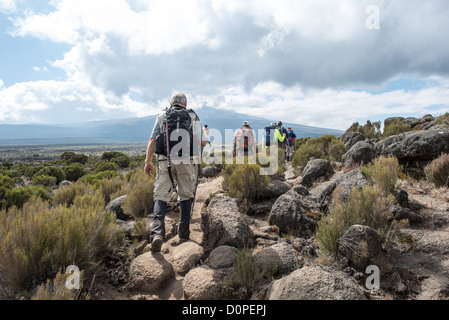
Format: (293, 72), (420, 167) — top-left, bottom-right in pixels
(0, 107), (344, 145)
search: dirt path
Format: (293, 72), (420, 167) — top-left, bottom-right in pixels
(156, 175), (224, 300)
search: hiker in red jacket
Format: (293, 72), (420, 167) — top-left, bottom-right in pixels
(233, 121), (256, 157)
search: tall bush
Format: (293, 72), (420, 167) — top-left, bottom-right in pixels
(222, 164), (269, 211)
(0, 198), (121, 294)
(424, 153), (449, 188)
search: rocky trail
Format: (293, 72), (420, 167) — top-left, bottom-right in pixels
(91, 126), (449, 301)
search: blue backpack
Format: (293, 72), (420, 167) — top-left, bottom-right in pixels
(264, 125), (276, 147)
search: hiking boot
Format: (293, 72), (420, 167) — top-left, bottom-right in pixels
(150, 235), (163, 253)
(170, 237), (190, 246)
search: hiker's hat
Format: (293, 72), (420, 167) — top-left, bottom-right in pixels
(243, 121), (250, 126)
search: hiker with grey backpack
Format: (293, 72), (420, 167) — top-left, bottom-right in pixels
(144, 92), (208, 252)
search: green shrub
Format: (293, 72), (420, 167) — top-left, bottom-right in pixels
(32, 174), (57, 187)
(53, 180), (94, 207)
(0, 198), (121, 294)
(383, 121), (412, 138)
(98, 176), (124, 205)
(25, 165), (44, 179)
(362, 156), (401, 194)
(346, 120), (382, 139)
(30, 185), (53, 203)
(292, 135), (345, 174)
(424, 153), (449, 188)
(222, 164), (269, 211)
(436, 113), (449, 126)
(0, 174), (15, 189)
(101, 151), (127, 161)
(294, 137), (310, 150)
(292, 143), (325, 172)
(61, 152), (88, 165)
(111, 155), (131, 169)
(81, 170), (122, 187)
(34, 166), (65, 184)
(120, 171), (155, 218)
(93, 160), (119, 173)
(316, 185), (394, 257)
(32, 269), (88, 300)
(64, 163), (86, 182)
(224, 248), (277, 299)
(5, 187), (33, 209)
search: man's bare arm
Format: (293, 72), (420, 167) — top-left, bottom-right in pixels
(144, 138), (156, 176)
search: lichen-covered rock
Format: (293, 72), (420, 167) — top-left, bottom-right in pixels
(171, 241), (204, 276)
(127, 252), (174, 293)
(267, 264), (367, 300)
(253, 242), (301, 276)
(182, 266), (227, 300)
(201, 194), (254, 253)
(337, 225), (382, 270)
(207, 246), (238, 270)
(299, 158), (333, 187)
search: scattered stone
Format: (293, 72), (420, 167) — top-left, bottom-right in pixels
(201, 194), (254, 254)
(267, 264), (367, 300)
(337, 225), (382, 270)
(201, 166), (222, 179)
(106, 195), (129, 220)
(182, 266), (227, 300)
(268, 190), (320, 238)
(253, 243), (302, 276)
(127, 252), (174, 293)
(207, 246), (238, 270)
(171, 241), (204, 276)
(339, 132), (366, 150)
(299, 158), (333, 187)
(342, 141), (377, 167)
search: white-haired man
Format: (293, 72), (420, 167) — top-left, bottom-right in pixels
(144, 92), (208, 252)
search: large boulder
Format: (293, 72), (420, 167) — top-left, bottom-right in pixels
(207, 246), (238, 270)
(337, 225), (382, 270)
(342, 141), (377, 167)
(182, 266), (227, 300)
(268, 188), (320, 238)
(201, 166), (222, 178)
(106, 195), (129, 220)
(253, 242), (302, 276)
(267, 264), (367, 300)
(310, 169), (368, 212)
(264, 179), (292, 199)
(299, 158), (333, 187)
(201, 194), (254, 254)
(127, 252), (174, 293)
(376, 129), (449, 162)
(170, 241), (204, 276)
(339, 132), (365, 150)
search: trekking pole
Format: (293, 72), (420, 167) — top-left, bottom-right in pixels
(190, 162), (201, 218)
(166, 114), (177, 195)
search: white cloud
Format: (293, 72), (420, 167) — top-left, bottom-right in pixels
(0, 0), (16, 13)
(2, 0), (449, 129)
(193, 79), (449, 130)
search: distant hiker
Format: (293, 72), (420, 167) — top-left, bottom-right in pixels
(203, 125), (211, 146)
(278, 121), (288, 149)
(286, 127), (297, 161)
(233, 121), (256, 157)
(203, 125), (210, 140)
(144, 92), (208, 252)
(264, 122), (286, 155)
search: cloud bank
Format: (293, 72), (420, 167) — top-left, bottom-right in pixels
(1, 0), (448, 130)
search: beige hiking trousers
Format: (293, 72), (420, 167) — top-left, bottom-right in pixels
(154, 158), (197, 203)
